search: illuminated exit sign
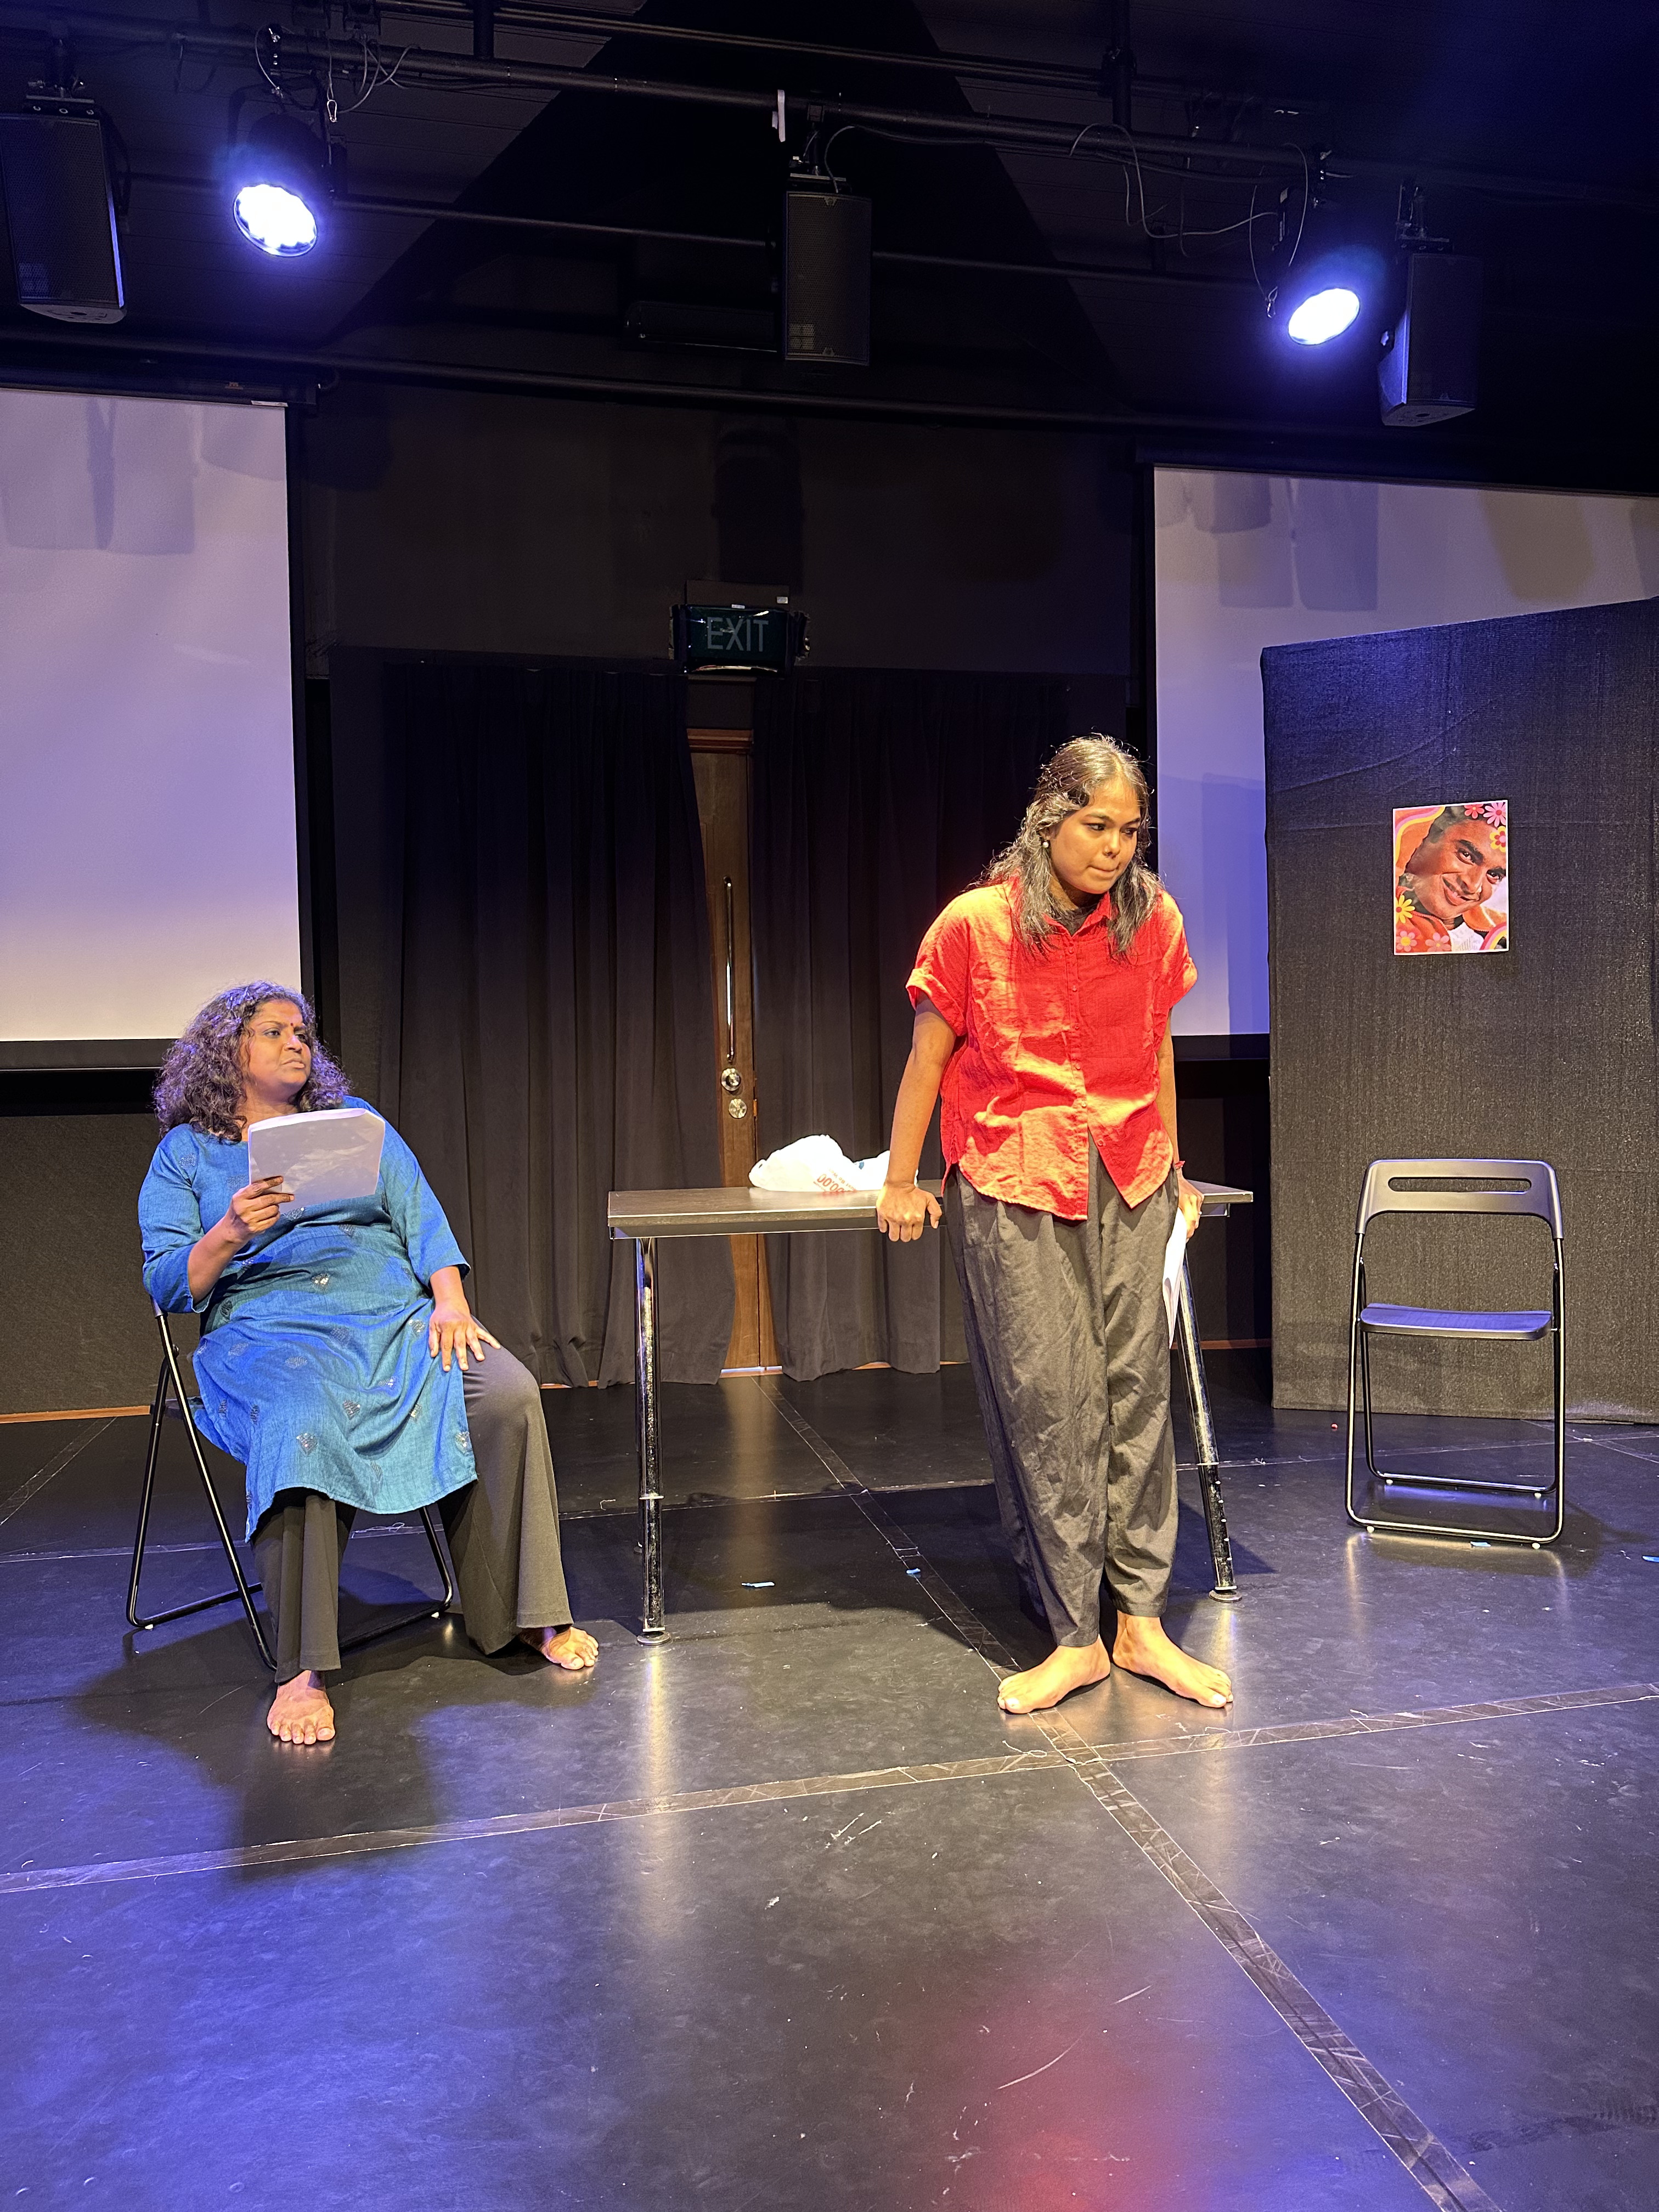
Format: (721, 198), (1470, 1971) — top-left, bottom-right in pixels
(672, 601), (808, 674)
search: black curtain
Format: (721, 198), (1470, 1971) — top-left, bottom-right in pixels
(1263, 597), (1659, 1420)
(752, 669), (1069, 1379)
(330, 654), (732, 1386)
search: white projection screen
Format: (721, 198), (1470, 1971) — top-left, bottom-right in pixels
(0, 387), (300, 1063)
(1153, 471), (1659, 1035)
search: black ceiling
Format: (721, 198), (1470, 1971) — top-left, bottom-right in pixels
(0, 0), (1654, 487)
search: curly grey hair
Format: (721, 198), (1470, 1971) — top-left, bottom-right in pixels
(154, 982), (350, 1140)
(985, 735), (1160, 953)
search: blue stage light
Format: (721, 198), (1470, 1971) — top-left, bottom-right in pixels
(232, 180), (318, 256)
(1272, 239), (1384, 352)
(228, 115), (326, 257)
(1285, 285), (1361, 345)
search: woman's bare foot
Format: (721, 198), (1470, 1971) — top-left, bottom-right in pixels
(997, 1638), (1111, 1713)
(1111, 1616), (1232, 1709)
(267, 1669), (335, 1745)
(520, 1625), (599, 1672)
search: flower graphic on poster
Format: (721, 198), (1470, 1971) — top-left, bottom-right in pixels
(1393, 802), (1509, 955)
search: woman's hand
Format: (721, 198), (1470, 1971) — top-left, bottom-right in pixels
(429, 1297), (501, 1373)
(221, 1175), (293, 1248)
(876, 1181), (942, 1244)
(1176, 1172), (1204, 1241)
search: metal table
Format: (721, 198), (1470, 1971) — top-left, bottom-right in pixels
(607, 1179), (1253, 1637)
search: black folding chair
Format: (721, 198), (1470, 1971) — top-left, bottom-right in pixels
(128, 1304), (456, 1671)
(1344, 1159), (1565, 1549)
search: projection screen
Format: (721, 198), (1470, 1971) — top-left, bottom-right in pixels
(1153, 470), (1659, 1037)
(0, 388), (300, 1065)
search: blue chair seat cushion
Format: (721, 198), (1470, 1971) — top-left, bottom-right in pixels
(1359, 1301), (1551, 1340)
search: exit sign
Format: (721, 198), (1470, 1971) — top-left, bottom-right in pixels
(672, 602), (808, 674)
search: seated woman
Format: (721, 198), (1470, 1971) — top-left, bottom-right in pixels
(139, 982), (597, 1747)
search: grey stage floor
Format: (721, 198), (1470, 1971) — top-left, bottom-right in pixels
(1, 1353), (1655, 2211)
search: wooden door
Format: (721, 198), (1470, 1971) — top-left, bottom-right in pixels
(690, 729), (777, 1370)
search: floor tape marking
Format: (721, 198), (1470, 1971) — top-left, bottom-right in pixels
(0, 1750), (1066, 1894)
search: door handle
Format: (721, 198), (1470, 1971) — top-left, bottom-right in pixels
(719, 876), (744, 1099)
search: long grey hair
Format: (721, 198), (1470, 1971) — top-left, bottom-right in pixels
(154, 982), (350, 1140)
(985, 735), (1160, 953)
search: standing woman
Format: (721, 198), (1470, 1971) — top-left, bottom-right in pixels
(876, 738), (1232, 1715)
(140, 983), (596, 1747)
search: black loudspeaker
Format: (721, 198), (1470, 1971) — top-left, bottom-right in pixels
(1378, 253), (1480, 427)
(0, 112), (125, 324)
(783, 190), (871, 365)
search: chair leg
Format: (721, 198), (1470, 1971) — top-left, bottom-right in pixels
(336, 1506), (458, 1655)
(1545, 1254), (1567, 1543)
(125, 1359), (171, 1633)
(1360, 1327), (1380, 1478)
(131, 1335), (274, 1671)
(421, 1505), (458, 1610)
(1344, 1245), (1365, 1527)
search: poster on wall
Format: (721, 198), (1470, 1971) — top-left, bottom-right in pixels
(1393, 802), (1509, 954)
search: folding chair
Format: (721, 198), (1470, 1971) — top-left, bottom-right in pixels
(128, 1304), (456, 1671)
(1345, 1159), (1564, 1549)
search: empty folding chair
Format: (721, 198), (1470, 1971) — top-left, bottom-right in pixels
(1345, 1159), (1564, 1548)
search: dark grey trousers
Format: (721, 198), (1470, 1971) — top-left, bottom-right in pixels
(251, 1343), (574, 1683)
(945, 1149), (1180, 1647)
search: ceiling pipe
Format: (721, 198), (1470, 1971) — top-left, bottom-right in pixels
(121, 171), (1659, 321)
(379, 0), (1154, 103)
(0, 317), (1476, 444)
(0, 324), (1648, 500)
(0, 11), (1650, 215)
(162, 24), (1659, 216)
(128, 168), (1261, 293)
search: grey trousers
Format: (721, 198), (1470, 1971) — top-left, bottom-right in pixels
(945, 1149), (1180, 1647)
(251, 1342), (574, 1683)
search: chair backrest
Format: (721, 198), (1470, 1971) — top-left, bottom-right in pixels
(1355, 1159), (1562, 1238)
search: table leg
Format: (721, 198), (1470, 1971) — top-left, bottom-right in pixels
(1175, 1256), (1239, 1601)
(635, 1235), (665, 1638)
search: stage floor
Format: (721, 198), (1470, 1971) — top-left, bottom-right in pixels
(2, 1356), (1655, 2211)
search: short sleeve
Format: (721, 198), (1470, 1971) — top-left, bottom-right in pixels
(139, 1135), (205, 1314)
(907, 906), (972, 1035)
(377, 1115), (469, 1286)
(1155, 898), (1198, 1024)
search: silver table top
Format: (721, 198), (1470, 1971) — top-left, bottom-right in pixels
(608, 1178), (1252, 1240)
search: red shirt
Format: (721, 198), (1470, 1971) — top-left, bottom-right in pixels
(907, 880), (1196, 1217)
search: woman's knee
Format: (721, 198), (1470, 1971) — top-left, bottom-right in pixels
(471, 1345), (542, 1426)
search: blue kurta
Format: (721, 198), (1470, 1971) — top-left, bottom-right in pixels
(139, 1099), (476, 1538)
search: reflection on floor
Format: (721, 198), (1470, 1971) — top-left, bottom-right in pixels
(2, 1354), (1655, 2211)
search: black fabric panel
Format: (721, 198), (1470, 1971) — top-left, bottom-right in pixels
(0, 1111), (160, 1415)
(335, 654), (732, 1388)
(1263, 598), (1659, 1419)
(752, 670), (1069, 1379)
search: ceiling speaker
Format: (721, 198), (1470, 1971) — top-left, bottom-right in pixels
(1379, 253), (1480, 427)
(783, 190), (871, 366)
(0, 112), (125, 324)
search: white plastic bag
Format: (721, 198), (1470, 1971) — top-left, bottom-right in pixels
(749, 1136), (890, 1195)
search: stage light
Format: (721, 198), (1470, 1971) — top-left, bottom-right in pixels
(228, 114), (325, 257)
(1272, 245), (1383, 350)
(1285, 285), (1360, 346)
(233, 179), (317, 255)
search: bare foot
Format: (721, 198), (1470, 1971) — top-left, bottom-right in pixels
(520, 1625), (599, 1672)
(1111, 1616), (1232, 1709)
(267, 1669), (335, 1745)
(997, 1638), (1111, 1714)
